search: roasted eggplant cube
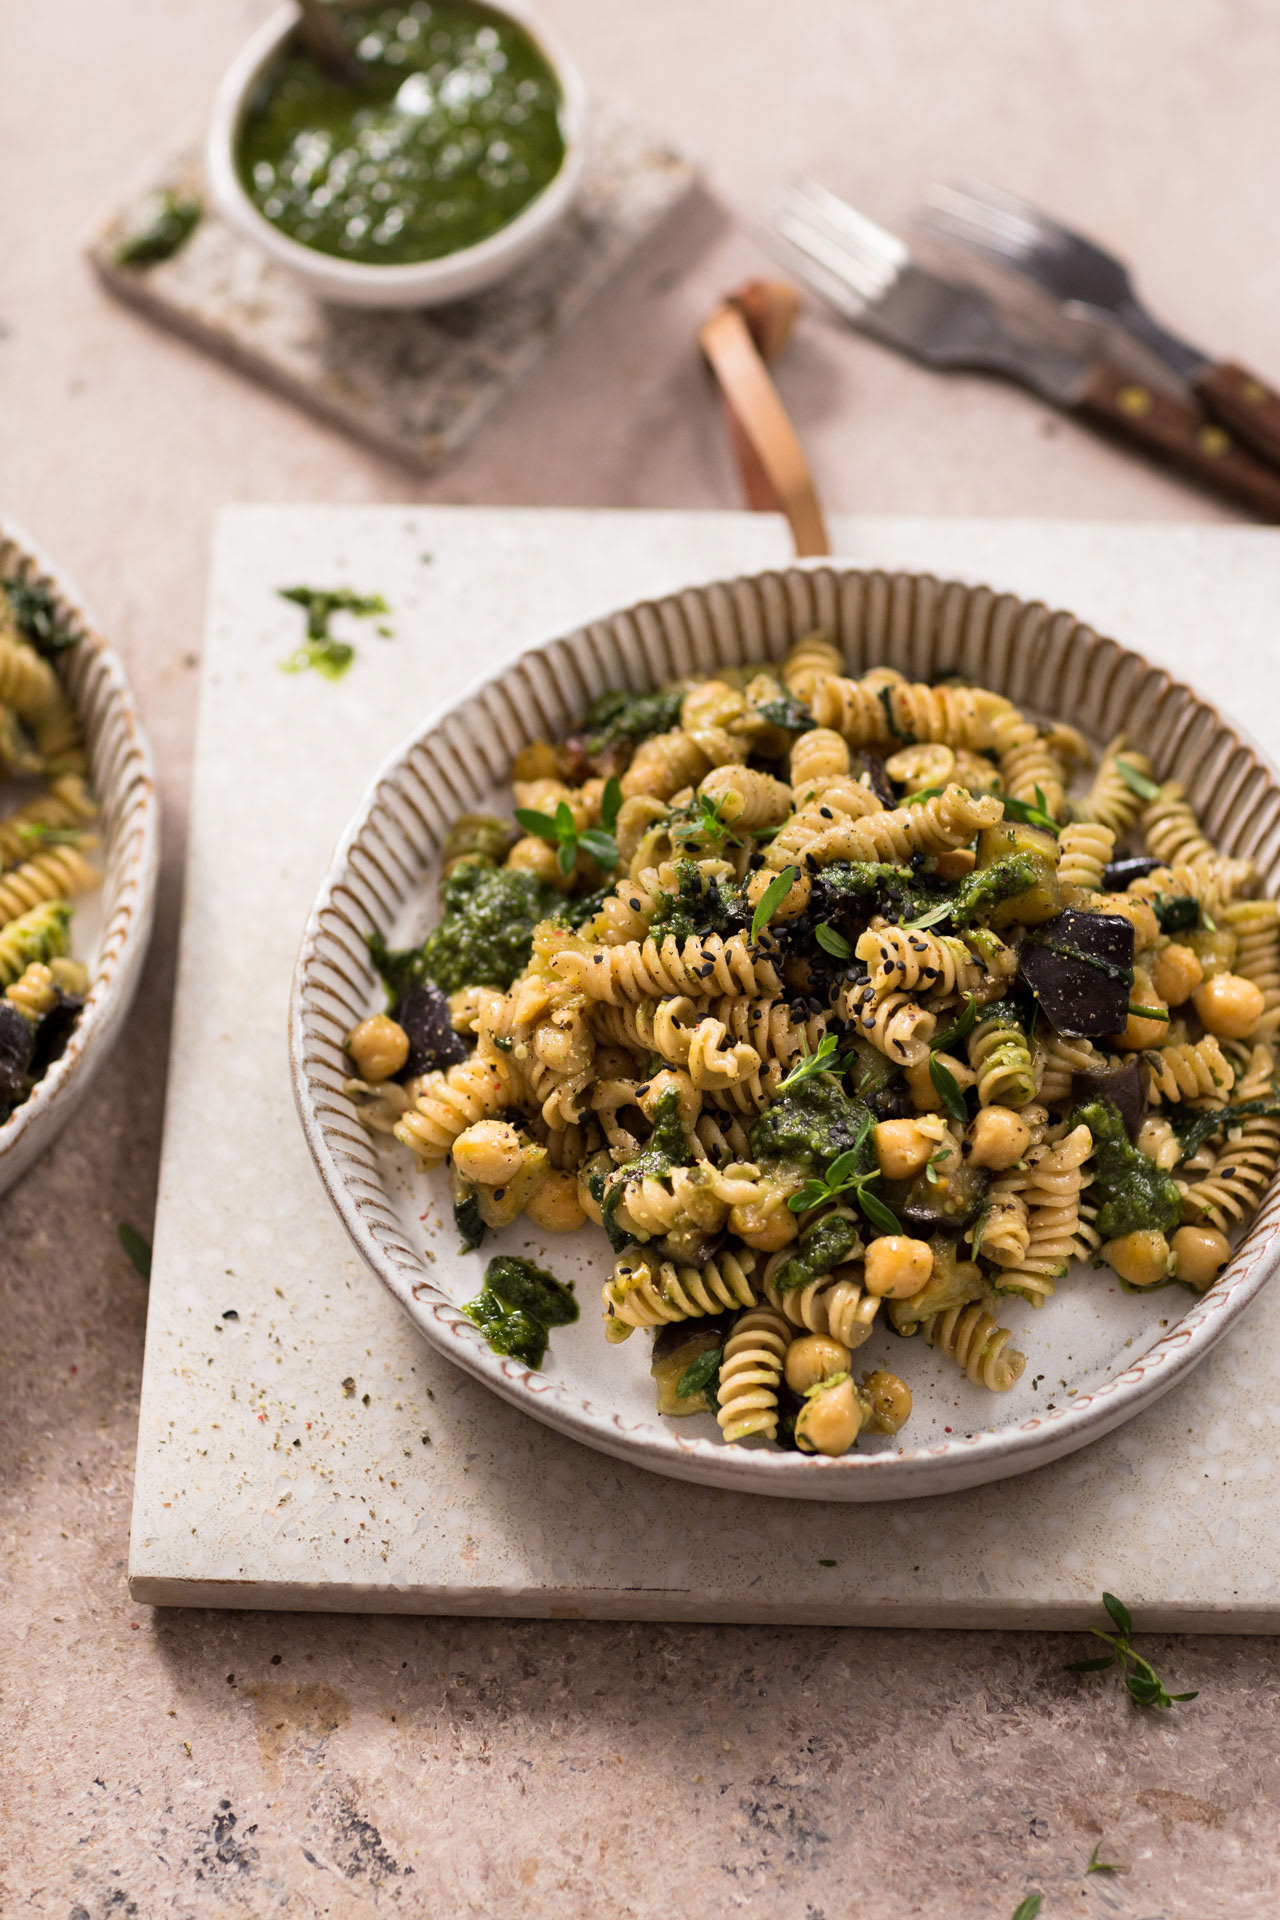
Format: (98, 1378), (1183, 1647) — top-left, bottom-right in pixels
(0, 1001), (36, 1113)
(1071, 1057), (1149, 1140)
(651, 1317), (731, 1417)
(976, 822), (1061, 927)
(1019, 909), (1135, 1038)
(396, 982), (469, 1076)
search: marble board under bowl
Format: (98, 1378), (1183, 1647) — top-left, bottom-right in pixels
(130, 505), (1280, 1626)
(89, 111), (695, 473)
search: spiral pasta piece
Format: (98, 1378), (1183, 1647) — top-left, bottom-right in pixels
(0, 844), (99, 923)
(921, 1303), (1026, 1391)
(842, 980), (936, 1066)
(0, 774), (97, 870)
(697, 764), (792, 832)
(1144, 1037), (1235, 1104)
(762, 1260), (881, 1349)
(1222, 900), (1280, 1040)
(855, 921), (1013, 1003)
(32, 688), (86, 774)
(994, 1123), (1092, 1305)
(1141, 782), (1219, 870)
(1031, 1033), (1106, 1105)
(988, 709), (1067, 819)
(802, 784), (1003, 870)
(620, 729), (714, 802)
(978, 1174), (1031, 1265)
(764, 778), (884, 870)
(394, 1051), (517, 1164)
(715, 1304), (791, 1442)
(1074, 737), (1154, 835)
(0, 631), (59, 720)
(789, 727), (849, 787)
(603, 1245), (758, 1337)
(782, 632), (844, 701)
(3, 959), (58, 1021)
(0, 898), (72, 986)
(1177, 1041), (1280, 1235)
(553, 932), (782, 1005)
(1056, 820), (1115, 896)
(968, 1006), (1036, 1107)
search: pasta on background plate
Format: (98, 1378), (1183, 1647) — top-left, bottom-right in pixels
(344, 635), (1280, 1457)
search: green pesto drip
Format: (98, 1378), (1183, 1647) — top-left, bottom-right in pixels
(3, 580), (78, 656)
(237, 2), (566, 267)
(371, 862), (559, 998)
(114, 190), (203, 267)
(749, 1075), (872, 1174)
(463, 1255), (577, 1370)
(583, 686), (684, 752)
(1070, 1097), (1181, 1242)
(647, 859), (739, 945)
(278, 584), (389, 679)
(771, 1211), (862, 1293)
(950, 853), (1042, 927)
(599, 1086), (694, 1251)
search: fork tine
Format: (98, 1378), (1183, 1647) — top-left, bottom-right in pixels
(769, 203), (881, 313)
(924, 179), (1067, 256)
(784, 182), (909, 276)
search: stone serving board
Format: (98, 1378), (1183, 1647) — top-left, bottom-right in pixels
(130, 504), (1280, 1625)
(89, 111), (695, 472)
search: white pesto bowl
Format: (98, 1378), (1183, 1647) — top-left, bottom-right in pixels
(0, 521), (159, 1193)
(291, 563), (1280, 1500)
(206, 1), (587, 310)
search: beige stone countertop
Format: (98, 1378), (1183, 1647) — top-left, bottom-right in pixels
(5, 2), (1280, 1913)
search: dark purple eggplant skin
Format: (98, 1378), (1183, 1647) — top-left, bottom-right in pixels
(30, 992), (83, 1078)
(0, 1001), (35, 1108)
(1071, 1058), (1149, 1140)
(1019, 909), (1134, 1038)
(395, 983), (469, 1077)
(1103, 855), (1163, 890)
(854, 752), (895, 808)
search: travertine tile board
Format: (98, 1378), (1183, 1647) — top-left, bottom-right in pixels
(133, 504), (1280, 1627)
(9, 2), (1280, 1914)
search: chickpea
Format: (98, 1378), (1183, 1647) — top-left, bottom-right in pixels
(966, 1105), (1032, 1171)
(1104, 1229), (1172, 1289)
(1112, 962), (1168, 1051)
(511, 739), (561, 783)
(1137, 1117), (1180, 1171)
(507, 835), (573, 890)
(795, 1375), (863, 1456)
(864, 1235), (934, 1298)
(875, 1116), (943, 1181)
(785, 1332), (852, 1394)
(452, 1119), (524, 1187)
(1171, 1224), (1232, 1291)
(1151, 941), (1203, 1008)
(861, 1368), (912, 1434)
(730, 1195), (799, 1252)
(523, 1170), (587, 1233)
(346, 1013), (409, 1083)
(1193, 972), (1265, 1041)
(745, 865), (811, 922)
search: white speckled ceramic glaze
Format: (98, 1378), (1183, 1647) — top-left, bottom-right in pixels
(291, 561), (1280, 1500)
(0, 521), (158, 1192)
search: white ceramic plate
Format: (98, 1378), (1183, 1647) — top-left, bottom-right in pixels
(0, 520), (159, 1192)
(290, 562), (1280, 1499)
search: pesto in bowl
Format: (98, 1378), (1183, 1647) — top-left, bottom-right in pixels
(236, 0), (567, 267)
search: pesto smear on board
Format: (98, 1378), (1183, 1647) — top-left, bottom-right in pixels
(236, 1), (566, 266)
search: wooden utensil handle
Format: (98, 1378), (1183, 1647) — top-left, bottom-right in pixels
(1194, 361), (1280, 475)
(1077, 362), (1280, 522)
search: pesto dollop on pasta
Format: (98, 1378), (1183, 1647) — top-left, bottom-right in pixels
(344, 633), (1280, 1454)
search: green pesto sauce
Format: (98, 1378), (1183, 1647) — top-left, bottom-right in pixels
(771, 1211), (862, 1293)
(237, 2), (566, 266)
(424, 862), (558, 991)
(584, 686), (684, 752)
(599, 1086), (693, 1251)
(749, 1075), (872, 1174)
(1070, 1097), (1181, 1242)
(114, 190), (203, 267)
(278, 584), (389, 679)
(647, 859), (739, 946)
(950, 853), (1042, 927)
(463, 1255), (577, 1370)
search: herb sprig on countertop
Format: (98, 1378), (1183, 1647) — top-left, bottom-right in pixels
(278, 585), (390, 680)
(1065, 1591), (1197, 1709)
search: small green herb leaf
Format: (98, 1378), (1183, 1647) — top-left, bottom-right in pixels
(1114, 757), (1161, 803)
(858, 1187), (903, 1235)
(1011, 1897), (1042, 1920)
(777, 1032), (843, 1094)
(928, 1052), (968, 1126)
(751, 866), (799, 941)
(901, 784), (946, 807)
(578, 829), (621, 869)
(816, 922), (852, 960)
(556, 837), (576, 877)
(817, 1557), (837, 1567)
(1127, 1003), (1169, 1023)
(675, 1347), (723, 1398)
(117, 1222), (152, 1281)
(600, 776), (623, 834)
(903, 899), (954, 931)
(999, 792), (1060, 836)
(969, 1205), (989, 1260)
(1103, 1591), (1133, 1637)
(1086, 1843), (1124, 1876)
(513, 808), (560, 839)
(933, 993), (979, 1053)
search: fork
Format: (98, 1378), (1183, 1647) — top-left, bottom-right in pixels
(767, 183), (1280, 520)
(921, 179), (1280, 473)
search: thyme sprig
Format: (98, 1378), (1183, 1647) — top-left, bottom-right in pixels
(776, 1032), (850, 1093)
(516, 776), (622, 876)
(1065, 1591), (1198, 1709)
(787, 1115), (903, 1233)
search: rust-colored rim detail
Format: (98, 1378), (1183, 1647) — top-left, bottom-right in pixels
(0, 521), (160, 1191)
(290, 564), (1280, 1498)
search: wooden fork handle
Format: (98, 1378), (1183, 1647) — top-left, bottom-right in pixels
(1193, 361), (1280, 477)
(1076, 361), (1280, 522)
(700, 282), (831, 557)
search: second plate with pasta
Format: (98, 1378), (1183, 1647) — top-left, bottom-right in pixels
(291, 563), (1280, 1499)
